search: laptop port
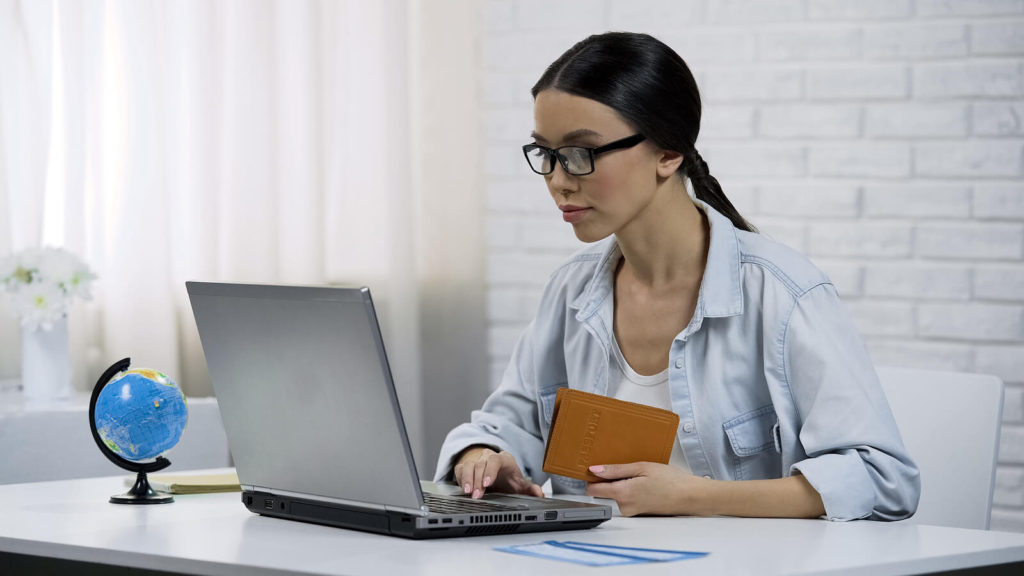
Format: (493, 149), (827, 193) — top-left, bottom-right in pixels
(428, 518), (438, 525)
(525, 515), (537, 521)
(544, 511), (557, 521)
(263, 499), (274, 510)
(442, 518), (452, 524)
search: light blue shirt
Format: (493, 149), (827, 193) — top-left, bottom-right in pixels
(435, 200), (920, 521)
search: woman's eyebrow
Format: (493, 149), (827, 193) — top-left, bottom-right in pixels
(530, 128), (602, 144)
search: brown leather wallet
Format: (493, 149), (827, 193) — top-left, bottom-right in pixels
(542, 388), (680, 482)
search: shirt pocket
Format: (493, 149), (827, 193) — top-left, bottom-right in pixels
(722, 405), (782, 480)
(537, 384), (585, 492)
(538, 383), (565, 427)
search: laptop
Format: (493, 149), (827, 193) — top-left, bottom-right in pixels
(185, 281), (612, 539)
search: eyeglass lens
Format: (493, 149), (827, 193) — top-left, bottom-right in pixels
(526, 147), (592, 175)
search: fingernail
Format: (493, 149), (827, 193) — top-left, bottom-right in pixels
(484, 476), (493, 487)
(472, 489), (482, 499)
(589, 465), (604, 473)
(463, 483), (471, 493)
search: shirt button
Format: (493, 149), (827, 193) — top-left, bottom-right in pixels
(674, 358), (683, 369)
(682, 422), (694, 433)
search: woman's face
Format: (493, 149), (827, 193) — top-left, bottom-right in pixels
(531, 89), (665, 243)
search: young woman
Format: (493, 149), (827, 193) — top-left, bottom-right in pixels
(435, 32), (919, 521)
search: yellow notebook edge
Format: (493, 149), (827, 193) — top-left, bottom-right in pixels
(123, 472), (241, 494)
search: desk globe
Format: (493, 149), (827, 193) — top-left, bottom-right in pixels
(89, 358), (189, 504)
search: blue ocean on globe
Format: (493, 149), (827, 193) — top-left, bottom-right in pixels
(94, 369), (189, 462)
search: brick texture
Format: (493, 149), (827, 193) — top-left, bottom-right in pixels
(973, 102), (1024, 137)
(481, 0), (1024, 531)
(862, 184), (971, 218)
(865, 23), (968, 59)
(917, 0), (1024, 18)
(807, 0), (912, 20)
(865, 103), (968, 138)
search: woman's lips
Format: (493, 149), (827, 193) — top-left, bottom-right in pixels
(560, 206), (591, 223)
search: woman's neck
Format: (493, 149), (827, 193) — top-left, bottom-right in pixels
(615, 182), (709, 290)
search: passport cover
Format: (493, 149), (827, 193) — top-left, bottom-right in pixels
(542, 388), (680, 482)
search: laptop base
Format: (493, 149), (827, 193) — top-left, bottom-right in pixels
(242, 490), (610, 539)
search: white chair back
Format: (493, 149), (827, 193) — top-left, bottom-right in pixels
(877, 366), (1004, 530)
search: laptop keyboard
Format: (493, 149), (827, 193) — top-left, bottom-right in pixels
(423, 493), (521, 515)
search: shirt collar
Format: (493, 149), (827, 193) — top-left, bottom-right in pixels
(571, 199), (744, 322)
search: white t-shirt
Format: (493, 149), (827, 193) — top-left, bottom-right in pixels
(607, 334), (692, 474)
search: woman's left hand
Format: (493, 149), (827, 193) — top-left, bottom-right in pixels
(585, 462), (710, 517)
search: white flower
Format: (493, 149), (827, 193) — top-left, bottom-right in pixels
(15, 281), (68, 331)
(0, 246), (96, 330)
(36, 247), (95, 300)
(64, 266), (97, 300)
(15, 247), (45, 270)
(35, 248), (76, 284)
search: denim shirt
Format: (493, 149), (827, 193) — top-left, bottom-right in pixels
(435, 200), (920, 521)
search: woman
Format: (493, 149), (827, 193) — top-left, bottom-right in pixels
(435, 32), (919, 521)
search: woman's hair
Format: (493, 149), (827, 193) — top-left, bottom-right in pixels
(532, 32), (756, 233)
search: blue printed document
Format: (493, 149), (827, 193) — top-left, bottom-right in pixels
(495, 540), (708, 566)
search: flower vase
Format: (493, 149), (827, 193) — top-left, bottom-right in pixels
(21, 316), (72, 402)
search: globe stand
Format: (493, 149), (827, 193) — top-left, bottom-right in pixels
(112, 471), (174, 504)
(90, 357), (175, 504)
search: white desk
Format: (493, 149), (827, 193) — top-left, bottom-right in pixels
(2, 471), (1024, 575)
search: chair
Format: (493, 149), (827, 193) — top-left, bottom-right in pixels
(876, 366), (1004, 530)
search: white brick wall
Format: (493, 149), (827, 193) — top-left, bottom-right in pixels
(864, 23), (967, 59)
(865, 103), (968, 138)
(480, 0), (1024, 531)
(973, 102), (1024, 136)
(862, 183), (971, 218)
(807, 65), (909, 100)
(759, 104), (862, 138)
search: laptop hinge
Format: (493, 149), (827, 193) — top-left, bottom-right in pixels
(386, 504), (431, 517)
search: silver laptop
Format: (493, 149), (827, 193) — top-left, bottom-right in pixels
(186, 281), (611, 539)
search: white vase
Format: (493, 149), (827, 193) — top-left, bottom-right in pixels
(21, 316), (72, 402)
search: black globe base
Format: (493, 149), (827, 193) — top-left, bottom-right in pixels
(110, 471), (174, 504)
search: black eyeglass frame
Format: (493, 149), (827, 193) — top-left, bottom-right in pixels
(522, 134), (647, 176)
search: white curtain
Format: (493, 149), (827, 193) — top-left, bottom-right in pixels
(0, 0), (449, 458)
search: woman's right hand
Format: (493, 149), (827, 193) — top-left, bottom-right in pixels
(453, 446), (545, 499)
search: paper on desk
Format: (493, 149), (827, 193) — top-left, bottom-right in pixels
(123, 472), (240, 494)
(495, 540), (707, 566)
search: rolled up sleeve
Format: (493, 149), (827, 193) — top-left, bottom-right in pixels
(784, 283), (921, 521)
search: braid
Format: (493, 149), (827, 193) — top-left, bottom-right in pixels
(683, 148), (757, 233)
(684, 148), (711, 183)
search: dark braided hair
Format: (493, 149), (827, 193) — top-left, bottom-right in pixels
(531, 32), (756, 233)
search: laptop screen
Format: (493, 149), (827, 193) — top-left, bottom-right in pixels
(187, 282), (424, 513)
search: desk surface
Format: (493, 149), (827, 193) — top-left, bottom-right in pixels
(3, 470), (1024, 576)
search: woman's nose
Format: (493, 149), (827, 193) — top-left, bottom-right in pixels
(547, 161), (577, 195)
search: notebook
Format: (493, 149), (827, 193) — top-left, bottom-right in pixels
(125, 472), (240, 494)
(186, 281), (611, 539)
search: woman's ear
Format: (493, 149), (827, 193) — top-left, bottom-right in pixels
(657, 149), (684, 178)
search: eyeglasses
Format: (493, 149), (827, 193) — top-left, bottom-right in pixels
(522, 134), (647, 176)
